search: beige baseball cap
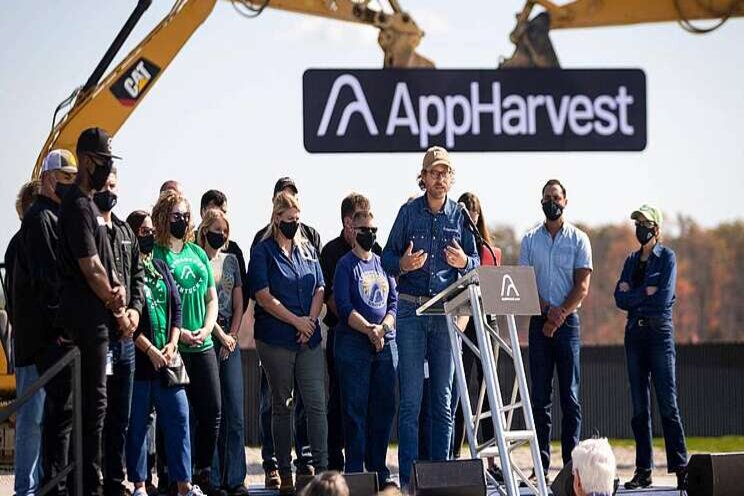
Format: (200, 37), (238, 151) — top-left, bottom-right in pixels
(422, 146), (453, 171)
(41, 149), (78, 174)
(631, 204), (663, 227)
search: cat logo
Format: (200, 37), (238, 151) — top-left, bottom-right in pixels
(110, 58), (161, 107)
(500, 274), (520, 302)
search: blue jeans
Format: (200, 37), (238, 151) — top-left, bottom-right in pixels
(528, 313), (582, 471)
(14, 364), (45, 496)
(104, 338), (135, 490)
(625, 317), (688, 472)
(127, 379), (191, 483)
(259, 369), (311, 471)
(335, 332), (398, 486)
(211, 344), (247, 488)
(396, 300), (454, 487)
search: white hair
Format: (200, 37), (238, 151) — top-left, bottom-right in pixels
(572, 438), (616, 495)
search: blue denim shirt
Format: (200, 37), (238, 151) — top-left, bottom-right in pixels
(519, 222), (593, 308)
(614, 243), (676, 320)
(248, 238), (325, 351)
(382, 195), (479, 297)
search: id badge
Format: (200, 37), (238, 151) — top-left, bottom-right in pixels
(106, 350), (114, 376)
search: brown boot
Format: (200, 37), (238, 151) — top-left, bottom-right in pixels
(279, 470), (295, 495)
(295, 465), (315, 493)
(264, 469), (281, 490)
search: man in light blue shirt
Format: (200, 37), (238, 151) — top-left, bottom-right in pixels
(519, 179), (592, 482)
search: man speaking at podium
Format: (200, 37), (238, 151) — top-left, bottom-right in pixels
(519, 179), (593, 484)
(382, 146), (479, 490)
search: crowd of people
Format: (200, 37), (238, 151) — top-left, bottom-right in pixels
(5, 127), (689, 496)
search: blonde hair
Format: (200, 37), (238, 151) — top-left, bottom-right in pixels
(299, 471), (349, 496)
(16, 180), (40, 220)
(152, 190), (195, 247)
(262, 191), (312, 258)
(197, 208), (230, 250)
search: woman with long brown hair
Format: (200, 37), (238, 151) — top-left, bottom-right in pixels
(248, 191), (327, 494)
(151, 191), (223, 495)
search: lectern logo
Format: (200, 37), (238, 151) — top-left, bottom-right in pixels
(501, 274), (520, 302)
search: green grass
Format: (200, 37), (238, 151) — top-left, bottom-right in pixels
(558, 437), (744, 453)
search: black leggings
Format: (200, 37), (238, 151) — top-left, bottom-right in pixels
(182, 348), (222, 471)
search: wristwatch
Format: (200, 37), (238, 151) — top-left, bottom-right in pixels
(382, 323), (393, 334)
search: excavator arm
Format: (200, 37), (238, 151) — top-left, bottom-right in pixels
(502, 0), (744, 67)
(33, 0), (432, 177)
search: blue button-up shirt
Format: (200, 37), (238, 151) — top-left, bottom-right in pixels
(248, 238), (325, 351)
(382, 195), (479, 297)
(614, 242), (676, 320)
(519, 222), (593, 308)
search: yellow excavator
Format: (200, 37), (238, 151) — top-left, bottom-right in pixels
(4, 0), (742, 393)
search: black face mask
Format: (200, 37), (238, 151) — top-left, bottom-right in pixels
(636, 225), (656, 246)
(356, 231), (376, 252)
(542, 200), (563, 221)
(90, 162), (113, 191)
(206, 231), (226, 250)
(138, 234), (155, 255)
(93, 190), (117, 212)
(169, 219), (188, 240)
(279, 220), (300, 240)
(54, 182), (73, 202)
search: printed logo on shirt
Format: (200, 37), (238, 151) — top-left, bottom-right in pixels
(358, 270), (389, 310)
(170, 257), (206, 296)
(500, 274), (521, 302)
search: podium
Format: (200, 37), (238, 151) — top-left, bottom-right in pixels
(417, 266), (548, 496)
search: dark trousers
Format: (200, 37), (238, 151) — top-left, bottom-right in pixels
(76, 332), (110, 496)
(452, 320), (495, 458)
(528, 314), (582, 471)
(325, 327), (345, 471)
(182, 348), (222, 472)
(103, 338), (135, 491)
(35, 340), (74, 496)
(335, 332), (397, 487)
(625, 317), (688, 472)
(259, 369), (311, 471)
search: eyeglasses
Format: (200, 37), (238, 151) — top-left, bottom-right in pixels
(354, 226), (378, 234)
(427, 170), (451, 181)
(90, 154), (114, 169)
(635, 221), (656, 229)
(139, 228), (155, 236)
(170, 212), (190, 222)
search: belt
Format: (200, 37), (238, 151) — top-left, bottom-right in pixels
(399, 293), (432, 306)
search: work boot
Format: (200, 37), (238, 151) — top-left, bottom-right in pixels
(676, 466), (689, 491)
(295, 465), (315, 493)
(193, 470), (227, 496)
(624, 468), (652, 489)
(279, 470), (295, 495)
(265, 468), (281, 490)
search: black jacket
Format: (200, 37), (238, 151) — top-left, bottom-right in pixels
(108, 213), (145, 317)
(12, 195), (61, 366)
(133, 258), (182, 380)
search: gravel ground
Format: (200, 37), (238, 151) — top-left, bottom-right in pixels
(0, 443), (679, 492)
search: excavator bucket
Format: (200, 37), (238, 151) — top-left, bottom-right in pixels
(500, 12), (560, 68)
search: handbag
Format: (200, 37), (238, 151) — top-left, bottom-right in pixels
(161, 351), (190, 387)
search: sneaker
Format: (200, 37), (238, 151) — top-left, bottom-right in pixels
(226, 484), (250, 496)
(279, 470), (295, 495)
(133, 488), (149, 496)
(624, 468), (652, 489)
(295, 465), (315, 492)
(193, 470), (227, 496)
(186, 485), (205, 496)
(487, 466), (504, 483)
(265, 469), (281, 489)
(676, 467), (689, 491)
(146, 483), (158, 496)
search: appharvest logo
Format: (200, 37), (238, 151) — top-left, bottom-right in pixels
(110, 58), (161, 107)
(303, 69), (646, 153)
(500, 274), (521, 302)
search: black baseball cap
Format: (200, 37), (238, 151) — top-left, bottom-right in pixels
(273, 177), (298, 196)
(76, 127), (122, 159)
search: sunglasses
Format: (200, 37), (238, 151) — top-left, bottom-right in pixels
(355, 226), (378, 234)
(170, 212), (190, 222)
(139, 228), (155, 236)
(635, 221), (656, 229)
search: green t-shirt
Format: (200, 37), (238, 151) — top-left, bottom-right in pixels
(154, 242), (215, 353)
(143, 260), (169, 350)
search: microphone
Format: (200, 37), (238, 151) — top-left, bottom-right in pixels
(458, 202), (483, 244)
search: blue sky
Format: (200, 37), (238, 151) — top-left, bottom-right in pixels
(1, 1), (742, 255)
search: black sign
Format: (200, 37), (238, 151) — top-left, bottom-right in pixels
(303, 69), (646, 153)
(110, 57), (161, 107)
